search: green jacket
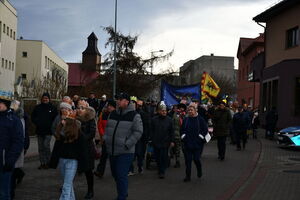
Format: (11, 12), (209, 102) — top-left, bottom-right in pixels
(212, 108), (232, 137)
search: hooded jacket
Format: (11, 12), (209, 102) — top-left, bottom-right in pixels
(104, 103), (143, 156)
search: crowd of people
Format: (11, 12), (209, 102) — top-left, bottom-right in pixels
(0, 92), (279, 200)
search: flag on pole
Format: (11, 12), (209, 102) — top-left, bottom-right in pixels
(201, 72), (220, 98)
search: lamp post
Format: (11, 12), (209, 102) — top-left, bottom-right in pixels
(150, 49), (164, 74)
(113, 0), (118, 97)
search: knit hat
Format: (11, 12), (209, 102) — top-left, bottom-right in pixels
(59, 102), (72, 110)
(0, 96), (11, 108)
(157, 101), (167, 111)
(42, 92), (50, 99)
(107, 99), (116, 108)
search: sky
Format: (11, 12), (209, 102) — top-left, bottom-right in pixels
(9, 0), (276, 73)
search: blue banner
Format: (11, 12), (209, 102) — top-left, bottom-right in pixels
(161, 80), (201, 107)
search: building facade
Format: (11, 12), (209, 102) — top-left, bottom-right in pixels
(15, 40), (68, 97)
(68, 32), (101, 96)
(237, 34), (264, 109)
(0, 0), (17, 98)
(179, 54), (235, 85)
(253, 0), (300, 128)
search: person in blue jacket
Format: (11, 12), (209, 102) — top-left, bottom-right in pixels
(0, 97), (24, 200)
(180, 103), (208, 182)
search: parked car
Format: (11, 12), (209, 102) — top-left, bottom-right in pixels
(277, 126), (300, 148)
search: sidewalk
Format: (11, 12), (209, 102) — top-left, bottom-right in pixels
(17, 133), (261, 200)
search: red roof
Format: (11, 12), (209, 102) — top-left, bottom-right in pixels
(68, 63), (100, 86)
(237, 34), (264, 57)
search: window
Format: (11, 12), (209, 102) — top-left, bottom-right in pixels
(1, 58), (4, 68)
(0, 21), (2, 41)
(22, 52), (27, 57)
(8, 61), (11, 70)
(13, 31), (15, 40)
(45, 56), (47, 68)
(10, 29), (12, 38)
(5, 60), (7, 69)
(262, 79), (278, 112)
(295, 78), (300, 116)
(286, 27), (299, 48)
(12, 62), (14, 71)
(6, 26), (9, 36)
(21, 74), (27, 79)
(3, 24), (5, 33)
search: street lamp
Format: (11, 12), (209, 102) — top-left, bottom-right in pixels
(150, 49), (164, 74)
(113, 0), (118, 97)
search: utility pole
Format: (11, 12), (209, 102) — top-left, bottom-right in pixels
(113, 0), (118, 97)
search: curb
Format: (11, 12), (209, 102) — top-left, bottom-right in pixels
(215, 139), (263, 200)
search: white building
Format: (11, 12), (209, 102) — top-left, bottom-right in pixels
(15, 40), (69, 96)
(0, 0), (17, 98)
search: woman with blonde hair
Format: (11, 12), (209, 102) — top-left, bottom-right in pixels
(180, 103), (208, 182)
(49, 114), (87, 200)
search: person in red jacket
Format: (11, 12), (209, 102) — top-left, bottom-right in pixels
(94, 100), (116, 178)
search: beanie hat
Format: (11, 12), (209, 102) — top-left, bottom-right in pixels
(0, 97), (11, 108)
(59, 102), (72, 110)
(157, 101), (167, 111)
(107, 100), (116, 108)
(42, 92), (50, 99)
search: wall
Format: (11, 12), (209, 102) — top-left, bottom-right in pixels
(265, 3), (300, 67)
(0, 0), (17, 97)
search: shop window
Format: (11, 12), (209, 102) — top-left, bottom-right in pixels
(295, 77), (300, 116)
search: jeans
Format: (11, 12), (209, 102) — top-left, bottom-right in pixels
(110, 154), (134, 200)
(183, 148), (203, 178)
(236, 131), (247, 149)
(0, 171), (12, 200)
(217, 136), (227, 159)
(153, 147), (169, 175)
(59, 159), (78, 200)
(38, 135), (52, 165)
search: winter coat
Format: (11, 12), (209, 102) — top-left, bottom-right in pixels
(14, 108), (29, 168)
(104, 103), (143, 156)
(31, 103), (58, 135)
(0, 110), (24, 171)
(76, 107), (96, 171)
(51, 115), (61, 135)
(213, 108), (232, 137)
(180, 115), (208, 149)
(233, 111), (251, 133)
(97, 111), (109, 137)
(265, 110), (278, 130)
(150, 115), (175, 149)
(87, 98), (99, 112)
(137, 108), (151, 143)
(171, 112), (181, 141)
(49, 134), (88, 173)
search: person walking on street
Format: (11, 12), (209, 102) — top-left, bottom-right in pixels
(87, 92), (99, 112)
(150, 102), (175, 179)
(98, 94), (108, 114)
(252, 110), (260, 139)
(49, 115), (88, 200)
(104, 93), (143, 200)
(265, 107), (278, 140)
(76, 104), (96, 200)
(233, 106), (251, 150)
(170, 105), (182, 168)
(212, 102), (232, 161)
(94, 100), (116, 178)
(181, 103), (208, 182)
(9, 100), (30, 199)
(31, 92), (57, 169)
(0, 97), (24, 200)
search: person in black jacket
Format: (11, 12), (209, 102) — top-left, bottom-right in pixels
(181, 104), (208, 182)
(0, 97), (24, 200)
(49, 117), (87, 200)
(87, 92), (99, 112)
(31, 92), (57, 169)
(233, 106), (251, 150)
(150, 103), (175, 179)
(76, 104), (96, 200)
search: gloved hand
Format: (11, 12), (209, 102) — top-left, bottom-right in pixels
(3, 164), (14, 172)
